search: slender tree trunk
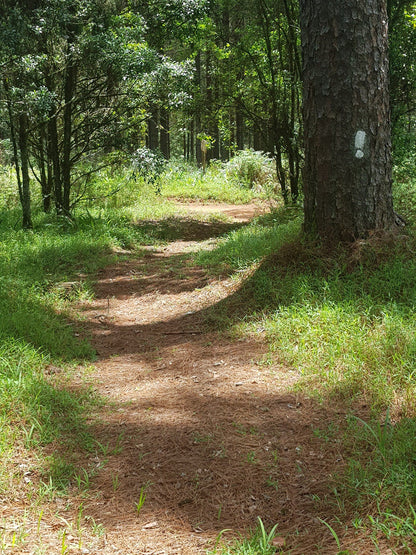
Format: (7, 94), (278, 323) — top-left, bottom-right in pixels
(147, 107), (159, 150)
(62, 57), (77, 215)
(300, 0), (395, 241)
(39, 126), (51, 213)
(45, 71), (63, 215)
(190, 121), (195, 162)
(18, 113), (32, 229)
(195, 52), (202, 166)
(48, 113), (62, 215)
(159, 107), (170, 159)
(236, 101), (245, 151)
(3, 79), (24, 207)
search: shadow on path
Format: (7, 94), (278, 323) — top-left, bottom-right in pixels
(76, 212), (373, 555)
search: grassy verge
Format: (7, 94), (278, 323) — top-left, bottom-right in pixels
(0, 201), (176, 503)
(196, 175), (416, 550)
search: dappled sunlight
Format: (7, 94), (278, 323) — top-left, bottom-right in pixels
(72, 215), (382, 554)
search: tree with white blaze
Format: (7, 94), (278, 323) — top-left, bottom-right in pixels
(299, 0), (396, 242)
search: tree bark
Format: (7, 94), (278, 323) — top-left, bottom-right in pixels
(300, 0), (395, 241)
(159, 107), (170, 159)
(38, 125), (51, 213)
(195, 52), (202, 166)
(18, 113), (32, 229)
(62, 59), (77, 215)
(147, 106), (159, 150)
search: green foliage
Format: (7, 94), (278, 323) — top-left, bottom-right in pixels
(160, 159), (267, 203)
(226, 150), (277, 193)
(209, 518), (280, 554)
(196, 208), (302, 272)
(344, 414), (416, 511)
(0, 336), (97, 495)
(132, 147), (167, 193)
(393, 144), (416, 223)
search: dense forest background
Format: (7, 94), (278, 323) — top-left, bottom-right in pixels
(0, 0), (415, 225)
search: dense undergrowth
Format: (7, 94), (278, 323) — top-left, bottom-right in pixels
(1, 150), (416, 552)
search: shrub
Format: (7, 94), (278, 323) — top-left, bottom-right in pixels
(225, 149), (277, 192)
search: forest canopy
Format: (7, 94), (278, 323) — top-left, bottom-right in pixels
(0, 0), (415, 231)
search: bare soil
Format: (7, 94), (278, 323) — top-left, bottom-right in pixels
(5, 202), (390, 554)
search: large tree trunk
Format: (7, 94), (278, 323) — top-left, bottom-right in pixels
(300, 0), (395, 241)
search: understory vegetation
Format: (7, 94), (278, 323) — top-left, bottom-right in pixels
(1, 149), (416, 552)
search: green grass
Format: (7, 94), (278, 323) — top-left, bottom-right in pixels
(82, 158), (268, 209)
(1, 156), (416, 551)
(0, 336), (99, 495)
(209, 518), (280, 554)
(195, 179), (416, 549)
(0, 202), (168, 499)
(159, 159), (270, 203)
(196, 207), (302, 273)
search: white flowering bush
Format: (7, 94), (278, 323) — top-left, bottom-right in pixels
(131, 147), (167, 193)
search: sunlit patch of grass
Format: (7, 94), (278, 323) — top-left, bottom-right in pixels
(196, 207), (302, 273)
(247, 241), (416, 412)
(159, 160), (267, 204)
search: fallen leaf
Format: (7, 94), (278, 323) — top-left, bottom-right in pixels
(142, 521), (158, 529)
(272, 536), (286, 547)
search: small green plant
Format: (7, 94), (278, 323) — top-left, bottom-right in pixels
(76, 503), (84, 533)
(258, 517), (279, 553)
(111, 472), (119, 492)
(246, 451), (257, 464)
(75, 468), (91, 491)
(135, 486), (147, 516)
(209, 517), (279, 554)
(318, 519), (342, 551)
(85, 516), (105, 537)
(266, 476), (279, 491)
(61, 530), (68, 554)
(217, 504), (222, 521)
(37, 509), (43, 534)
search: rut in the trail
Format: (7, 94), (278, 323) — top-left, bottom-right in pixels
(76, 205), (370, 555)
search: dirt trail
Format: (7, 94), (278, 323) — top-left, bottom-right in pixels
(73, 203), (370, 554)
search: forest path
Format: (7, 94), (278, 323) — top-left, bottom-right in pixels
(72, 203), (363, 554)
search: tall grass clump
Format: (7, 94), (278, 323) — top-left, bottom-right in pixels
(226, 149), (277, 193)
